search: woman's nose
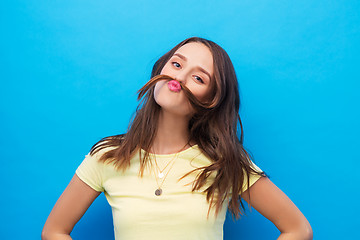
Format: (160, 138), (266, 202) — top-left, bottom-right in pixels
(174, 71), (187, 84)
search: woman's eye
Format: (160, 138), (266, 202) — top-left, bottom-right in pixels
(194, 76), (204, 83)
(172, 62), (181, 68)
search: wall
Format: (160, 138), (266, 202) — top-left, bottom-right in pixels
(1, 0), (359, 239)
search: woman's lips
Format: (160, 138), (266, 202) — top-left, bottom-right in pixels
(167, 80), (181, 92)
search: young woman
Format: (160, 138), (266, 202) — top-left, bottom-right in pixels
(42, 37), (313, 240)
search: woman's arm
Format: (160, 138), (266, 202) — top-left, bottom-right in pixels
(242, 177), (313, 240)
(41, 174), (101, 240)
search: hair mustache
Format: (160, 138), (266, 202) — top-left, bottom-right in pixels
(136, 74), (214, 112)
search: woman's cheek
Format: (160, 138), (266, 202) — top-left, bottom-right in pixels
(154, 80), (166, 101)
(160, 64), (174, 76)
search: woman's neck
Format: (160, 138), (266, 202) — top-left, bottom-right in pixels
(151, 110), (194, 155)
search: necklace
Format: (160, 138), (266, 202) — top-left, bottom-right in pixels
(152, 157), (177, 196)
(154, 155), (174, 179)
(151, 142), (190, 196)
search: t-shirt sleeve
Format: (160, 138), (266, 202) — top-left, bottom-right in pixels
(241, 161), (263, 193)
(75, 152), (105, 192)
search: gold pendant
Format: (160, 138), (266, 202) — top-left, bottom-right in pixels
(158, 172), (164, 178)
(155, 188), (162, 196)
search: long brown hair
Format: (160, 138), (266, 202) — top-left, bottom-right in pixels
(89, 37), (267, 220)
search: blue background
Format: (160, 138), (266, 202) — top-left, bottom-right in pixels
(1, 0), (359, 239)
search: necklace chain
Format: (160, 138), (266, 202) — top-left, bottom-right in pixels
(154, 155), (174, 179)
(152, 142), (190, 196)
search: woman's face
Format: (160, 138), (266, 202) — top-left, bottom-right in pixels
(154, 42), (214, 118)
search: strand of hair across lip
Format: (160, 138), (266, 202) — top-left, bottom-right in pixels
(136, 74), (213, 112)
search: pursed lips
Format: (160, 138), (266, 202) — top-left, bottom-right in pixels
(167, 80), (181, 92)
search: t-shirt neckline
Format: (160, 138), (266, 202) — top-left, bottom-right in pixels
(141, 144), (198, 158)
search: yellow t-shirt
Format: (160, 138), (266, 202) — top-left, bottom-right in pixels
(75, 144), (262, 240)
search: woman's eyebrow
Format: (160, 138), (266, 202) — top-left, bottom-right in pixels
(173, 53), (211, 79)
(173, 53), (187, 61)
